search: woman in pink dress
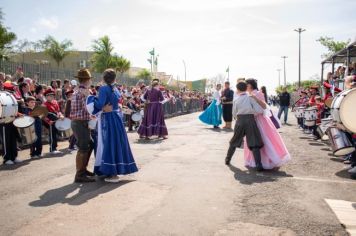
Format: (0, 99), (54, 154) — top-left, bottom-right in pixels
(244, 79), (291, 169)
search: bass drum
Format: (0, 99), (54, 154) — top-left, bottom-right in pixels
(331, 88), (356, 133)
(0, 91), (18, 124)
(13, 116), (37, 146)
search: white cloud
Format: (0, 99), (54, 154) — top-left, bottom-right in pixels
(37, 16), (59, 30)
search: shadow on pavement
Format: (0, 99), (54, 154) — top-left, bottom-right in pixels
(0, 160), (30, 171)
(135, 138), (164, 144)
(335, 169), (351, 179)
(228, 165), (293, 185)
(29, 179), (135, 207)
(309, 142), (326, 146)
(329, 157), (344, 162)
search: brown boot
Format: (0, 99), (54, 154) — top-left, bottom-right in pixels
(83, 148), (95, 177)
(74, 151), (95, 183)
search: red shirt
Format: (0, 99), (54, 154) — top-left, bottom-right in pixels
(70, 87), (91, 121)
(316, 102), (324, 124)
(44, 100), (61, 124)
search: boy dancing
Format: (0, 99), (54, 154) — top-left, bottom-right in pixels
(225, 81), (264, 171)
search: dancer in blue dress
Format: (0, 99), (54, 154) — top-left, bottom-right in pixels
(199, 84), (223, 129)
(93, 69), (138, 183)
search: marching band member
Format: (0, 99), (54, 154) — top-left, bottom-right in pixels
(311, 96), (325, 140)
(44, 88), (64, 155)
(308, 86), (318, 106)
(295, 91), (309, 128)
(126, 94), (140, 132)
(22, 96), (43, 158)
(64, 89), (76, 151)
(0, 82), (22, 164)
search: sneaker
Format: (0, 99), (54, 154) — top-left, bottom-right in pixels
(51, 150), (63, 155)
(14, 158), (23, 163)
(4, 160), (15, 165)
(105, 176), (120, 183)
(31, 155), (40, 159)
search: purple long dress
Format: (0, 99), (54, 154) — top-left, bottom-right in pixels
(138, 88), (168, 137)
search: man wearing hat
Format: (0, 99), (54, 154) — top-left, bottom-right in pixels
(44, 88), (64, 154)
(70, 69), (95, 182)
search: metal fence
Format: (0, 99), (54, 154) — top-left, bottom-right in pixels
(122, 98), (203, 125)
(0, 60), (150, 86)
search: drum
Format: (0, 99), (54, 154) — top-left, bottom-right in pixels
(88, 119), (97, 130)
(31, 106), (48, 119)
(324, 98), (333, 108)
(132, 112), (142, 122)
(326, 127), (355, 156)
(319, 118), (333, 141)
(303, 107), (317, 127)
(294, 106), (305, 118)
(55, 118), (72, 138)
(331, 88), (356, 133)
(13, 116), (37, 146)
(0, 91), (18, 124)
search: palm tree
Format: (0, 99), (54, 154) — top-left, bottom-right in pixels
(137, 68), (152, 80)
(91, 35), (115, 73)
(43, 36), (73, 69)
(113, 55), (131, 78)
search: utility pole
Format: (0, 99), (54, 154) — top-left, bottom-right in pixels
(294, 28), (306, 88)
(182, 60), (187, 83)
(281, 56), (288, 86)
(277, 69), (281, 87)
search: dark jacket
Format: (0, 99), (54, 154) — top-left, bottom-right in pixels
(279, 92), (290, 106)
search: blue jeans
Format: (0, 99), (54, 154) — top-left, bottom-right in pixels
(278, 106), (289, 123)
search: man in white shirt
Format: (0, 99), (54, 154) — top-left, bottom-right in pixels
(225, 81), (264, 171)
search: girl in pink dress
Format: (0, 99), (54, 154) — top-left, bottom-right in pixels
(243, 79), (291, 169)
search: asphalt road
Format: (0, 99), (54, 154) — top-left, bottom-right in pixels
(0, 111), (355, 236)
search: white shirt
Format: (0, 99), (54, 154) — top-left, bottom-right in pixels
(213, 90), (221, 105)
(232, 93), (264, 117)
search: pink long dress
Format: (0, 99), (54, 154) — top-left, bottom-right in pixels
(244, 90), (291, 169)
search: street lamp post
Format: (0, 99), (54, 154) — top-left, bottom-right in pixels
(281, 56), (288, 86)
(182, 60), (187, 83)
(294, 28), (306, 88)
(277, 69), (281, 87)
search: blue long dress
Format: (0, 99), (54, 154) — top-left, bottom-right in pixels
(199, 91), (222, 126)
(93, 85), (138, 176)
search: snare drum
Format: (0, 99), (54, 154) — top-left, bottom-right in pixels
(326, 127), (355, 157)
(55, 118), (72, 138)
(13, 116), (37, 146)
(132, 112), (142, 122)
(0, 91), (18, 124)
(331, 88), (356, 133)
(88, 119), (97, 130)
(303, 107), (318, 127)
(294, 106), (305, 118)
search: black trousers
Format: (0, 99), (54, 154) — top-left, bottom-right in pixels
(0, 123), (20, 162)
(222, 104), (233, 122)
(49, 124), (58, 152)
(229, 114), (263, 149)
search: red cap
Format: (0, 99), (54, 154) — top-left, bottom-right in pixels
(44, 88), (55, 96)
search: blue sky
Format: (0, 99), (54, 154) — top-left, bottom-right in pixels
(2, 0), (356, 93)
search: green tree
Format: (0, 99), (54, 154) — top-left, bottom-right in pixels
(91, 35), (115, 73)
(137, 68), (151, 80)
(317, 36), (350, 58)
(43, 35), (73, 68)
(112, 55), (131, 78)
(0, 9), (17, 59)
